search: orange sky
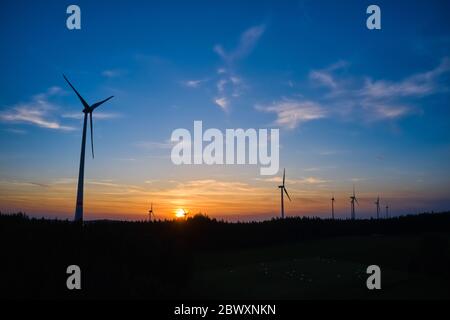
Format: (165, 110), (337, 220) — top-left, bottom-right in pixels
(1, 174), (448, 221)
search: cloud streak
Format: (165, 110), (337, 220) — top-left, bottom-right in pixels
(256, 99), (327, 129)
(0, 87), (75, 131)
(267, 57), (450, 127)
(211, 25), (265, 112)
(214, 25), (265, 65)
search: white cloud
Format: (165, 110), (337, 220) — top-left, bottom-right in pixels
(214, 25), (265, 64)
(0, 90), (75, 131)
(371, 104), (410, 120)
(209, 25), (266, 113)
(62, 112), (121, 120)
(256, 99), (327, 129)
(217, 79), (228, 93)
(214, 97), (228, 111)
(309, 70), (337, 89)
(309, 61), (348, 90)
(361, 57), (450, 99)
(182, 79), (206, 88)
(102, 69), (122, 78)
(303, 57), (450, 123)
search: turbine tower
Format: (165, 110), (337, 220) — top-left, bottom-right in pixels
(375, 196), (380, 219)
(148, 203), (156, 222)
(331, 194), (335, 219)
(64, 75), (114, 222)
(350, 185), (359, 220)
(385, 204), (389, 219)
(278, 169), (291, 219)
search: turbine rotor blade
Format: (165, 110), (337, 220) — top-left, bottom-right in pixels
(282, 168), (285, 186)
(63, 75), (90, 110)
(89, 112), (94, 159)
(91, 96), (114, 110)
(284, 187), (291, 201)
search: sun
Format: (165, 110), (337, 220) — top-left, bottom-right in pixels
(175, 208), (187, 218)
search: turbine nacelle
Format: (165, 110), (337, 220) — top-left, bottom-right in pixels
(63, 75), (114, 159)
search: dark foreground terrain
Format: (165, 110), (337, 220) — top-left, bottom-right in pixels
(1, 212), (450, 299)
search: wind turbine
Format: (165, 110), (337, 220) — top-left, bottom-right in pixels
(385, 204), (389, 219)
(63, 75), (114, 222)
(331, 194), (335, 220)
(375, 196), (380, 219)
(148, 203), (156, 222)
(278, 169), (291, 219)
(350, 185), (359, 220)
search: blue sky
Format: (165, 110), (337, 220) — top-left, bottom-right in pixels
(1, 0), (449, 220)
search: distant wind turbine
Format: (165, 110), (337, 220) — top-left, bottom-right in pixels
(63, 75), (114, 222)
(385, 204), (389, 219)
(278, 169), (291, 219)
(375, 196), (380, 219)
(350, 185), (359, 220)
(148, 203), (156, 222)
(331, 194), (335, 220)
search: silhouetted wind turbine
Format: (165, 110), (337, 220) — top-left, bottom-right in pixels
(375, 196), (380, 219)
(331, 194), (335, 220)
(350, 185), (359, 220)
(278, 169), (291, 219)
(385, 204), (389, 219)
(148, 203), (156, 222)
(63, 75), (114, 222)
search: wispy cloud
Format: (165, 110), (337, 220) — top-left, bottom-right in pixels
(309, 61), (348, 90)
(304, 57), (450, 123)
(255, 176), (329, 185)
(102, 69), (123, 78)
(61, 111), (121, 120)
(369, 104), (411, 120)
(255, 99), (327, 129)
(214, 97), (229, 111)
(361, 57), (450, 99)
(0, 87), (75, 131)
(214, 25), (265, 65)
(181, 79), (207, 88)
(210, 25), (265, 112)
(135, 140), (173, 150)
(0, 179), (49, 188)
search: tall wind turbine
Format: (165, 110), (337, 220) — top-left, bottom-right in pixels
(331, 194), (335, 220)
(375, 196), (380, 219)
(350, 185), (359, 220)
(148, 203), (156, 222)
(64, 75), (114, 222)
(278, 169), (291, 219)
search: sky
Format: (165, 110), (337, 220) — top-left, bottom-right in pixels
(1, 0), (450, 221)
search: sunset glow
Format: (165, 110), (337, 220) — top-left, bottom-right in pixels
(0, 1), (449, 222)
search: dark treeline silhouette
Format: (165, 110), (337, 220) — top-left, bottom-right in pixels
(1, 211), (450, 299)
